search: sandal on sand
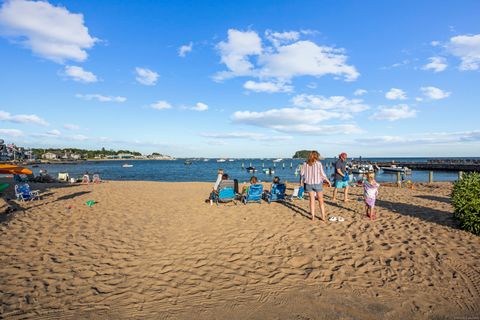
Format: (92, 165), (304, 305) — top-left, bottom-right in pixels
(337, 216), (345, 222)
(328, 216), (337, 222)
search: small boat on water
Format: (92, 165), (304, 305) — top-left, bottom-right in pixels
(380, 165), (411, 174)
(122, 164), (133, 168)
(273, 158), (283, 162)
(262, 168), (275, 175)
(184, 160), (192, 165)
(228, 159), (234, 162)
(217, 159), (226, 163)
(246, 166), (256, 173)
(203, 159), (209, 162)
(348, 163), (376, 174)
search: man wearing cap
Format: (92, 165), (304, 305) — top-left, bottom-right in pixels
(333, 152), (349, 202)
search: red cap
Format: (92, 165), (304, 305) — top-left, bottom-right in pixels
(339, 152), (347, 158)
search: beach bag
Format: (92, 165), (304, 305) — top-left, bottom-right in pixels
(342, 173), (349, 182)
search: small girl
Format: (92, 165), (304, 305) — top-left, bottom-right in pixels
(364, 172), (380, 220)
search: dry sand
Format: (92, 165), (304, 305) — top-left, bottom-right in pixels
(0, 179), (479, 319)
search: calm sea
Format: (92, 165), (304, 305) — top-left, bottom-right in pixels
(24, 157), (479, 184)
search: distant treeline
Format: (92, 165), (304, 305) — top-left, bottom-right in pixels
(31, 148), (142, 158)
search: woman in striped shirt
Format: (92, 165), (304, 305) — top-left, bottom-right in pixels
(300, 151), (331, 222)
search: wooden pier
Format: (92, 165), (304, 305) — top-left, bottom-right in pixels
(372, 160), (480, 172)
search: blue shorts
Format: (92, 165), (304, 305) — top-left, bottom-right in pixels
(305, 183), (323, 192)
(335, 181), (349, 189)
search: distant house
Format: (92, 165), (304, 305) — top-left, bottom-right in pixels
(43, 152), (59, 160)
(61, 152), (81, 160)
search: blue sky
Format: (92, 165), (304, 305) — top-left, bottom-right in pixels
(0, 0), (479, 158)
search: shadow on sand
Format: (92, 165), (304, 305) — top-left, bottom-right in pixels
(375, 198), (459, 229)
(414, 194), (451, 204)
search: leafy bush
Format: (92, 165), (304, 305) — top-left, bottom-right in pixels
(451, 172), (480, 235)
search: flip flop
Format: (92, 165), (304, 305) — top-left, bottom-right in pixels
(328, 216), (337, 222)
(337, 216), (345, 222)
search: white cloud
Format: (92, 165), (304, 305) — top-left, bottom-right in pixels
(232, 107), (362, 135)
(447, 34), (480, 70)
(291, 94), (369, 114)
(353, 89), (367, 96)
(420, 86), (451, 100)
(150, 100), (172, 110)
(75, 93), (126, 102)
(191, 102), (208, 111)
(0, 0), (97, 63)
(382, 60), (410, 70)
(233, 108), (338, 126)
(355, 130), (480, 146)
(0, 128), (23, 137)
(135, 67), (159, 86)
(46, 129), (60, 136)
(214, 29), (359, 84)
(370, 104), (417, 121)
(258, 40), (359, 81)
(431, 41), (440, 47)
(201, 132), (292, 141)
(231, 93), (369, 136)
(64, 123), (79, 130)
(385, 88), (407, 100)
(422, 57), (448, 72)
(243, 80), (293, 93)
(33, 129), (61, 137)
(0, 110), (48, 126)
(178, 42), (193, 57)
(265, 30), (300, 47)
(215, 29), (263, 80)
(64, 65), (97, 83)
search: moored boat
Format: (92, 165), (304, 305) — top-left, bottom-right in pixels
(380, 165), (411, 174)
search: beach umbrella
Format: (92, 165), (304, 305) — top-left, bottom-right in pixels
(0, 164), (33, 175)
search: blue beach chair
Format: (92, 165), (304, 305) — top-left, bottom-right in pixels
(263, 183), (286, 203)
(15, 184), (40, 201)
(215, 180), (237, 205)
(242, 184), (263, 204)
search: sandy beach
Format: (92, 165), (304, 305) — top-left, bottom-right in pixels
(0, 179), (479, 319)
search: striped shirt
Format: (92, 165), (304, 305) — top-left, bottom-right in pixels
(301, 161), (327, 185)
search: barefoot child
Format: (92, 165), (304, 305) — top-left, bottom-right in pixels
(364, 172), (379, 220)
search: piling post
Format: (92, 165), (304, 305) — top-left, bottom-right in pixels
(282, 163), (285, 169)
(273, 162), (276, 168)
(429, 171), (433, 183)
(396, 172), (401, 187)
(242, 162), (244, 169)
(249, 161), (252, 167)
(458, 171), (463, 180)
(290, 162), (293, 169)
(262, 162), (264, 168)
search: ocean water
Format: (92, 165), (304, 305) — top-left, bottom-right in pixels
(23, 157), (476, 183)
